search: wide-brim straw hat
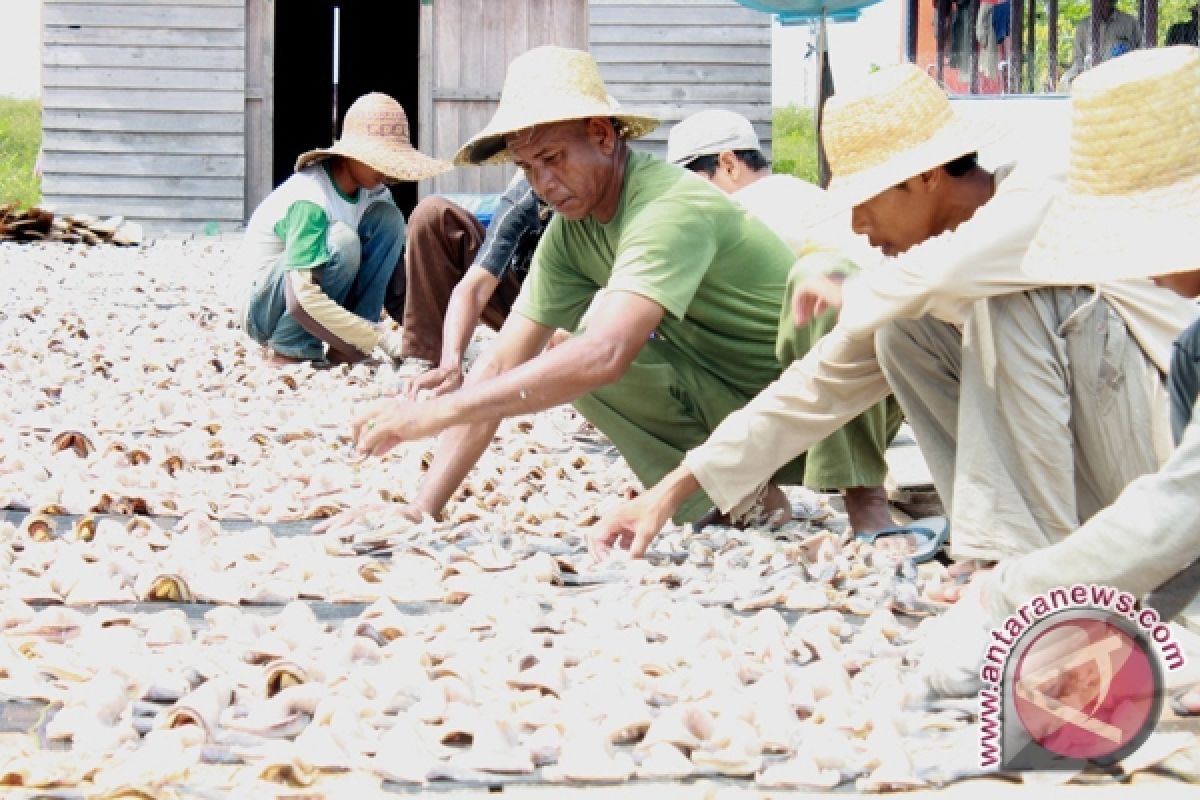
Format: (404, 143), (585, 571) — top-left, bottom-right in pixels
(1022, 46), (1200, 283)
(296, 93), (451, 183)
(823, 63), (1003, 209)
(453, 46), (659, 166)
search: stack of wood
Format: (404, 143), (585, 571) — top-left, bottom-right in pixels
(0, 203), (143, 246)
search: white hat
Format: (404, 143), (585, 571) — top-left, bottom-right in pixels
(823, 63), (1001, 208)
(295, 93), (450, 182)
(454, 46), (659, 167)
(667, 109), (762, 166)
(1022, 46), (1200, 283)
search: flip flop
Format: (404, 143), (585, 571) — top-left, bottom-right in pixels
(1169, 687), (1200, 717)
(854, 516), (949, 564)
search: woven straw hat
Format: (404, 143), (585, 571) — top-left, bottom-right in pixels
(823, 63), (1001, 208)
(1022, 46), (1200, 282)
(295, 93), (451, 182)
(453, 46), (659, 166)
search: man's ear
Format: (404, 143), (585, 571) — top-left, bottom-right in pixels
(918, 167), (944, 193)
(587, 117), (619, 155)
(717, 150), (740, 176)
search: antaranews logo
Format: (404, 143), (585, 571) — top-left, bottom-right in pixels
(976, 584), (1185, 771)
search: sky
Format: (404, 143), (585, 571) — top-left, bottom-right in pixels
(0, 0), (901, 105)
(772, 0), (905, 107)
(0, 0), (41, 99)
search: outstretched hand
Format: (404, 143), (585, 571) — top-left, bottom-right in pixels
(791, 271), (846, 327)
(351, 396), (440, 456)
(404, 364), (463, 399)
(312, 501), (425, 533)
(588, 490), (674, 561)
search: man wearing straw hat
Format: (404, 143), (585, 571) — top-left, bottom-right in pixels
(591, 62), (1196, 572)
(350, 46), (891, 529)
(915, 47), (1200, 698)
(239, 93), (450, 367)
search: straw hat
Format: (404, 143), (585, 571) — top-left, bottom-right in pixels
(1022, 46), (1200, 283)
(453, 46), (659, 166)
(295, 93), (451, 182)
(823, 63), (1001, 208)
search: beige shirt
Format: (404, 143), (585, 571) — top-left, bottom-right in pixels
(683, 163), (1198, 514)
(1063, 11), (1142, 85)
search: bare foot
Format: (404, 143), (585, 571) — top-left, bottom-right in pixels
(262, 348), (308, 367)
(845, 486), (918, 556)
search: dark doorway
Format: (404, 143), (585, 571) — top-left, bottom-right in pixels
(273, 1), (420, 215)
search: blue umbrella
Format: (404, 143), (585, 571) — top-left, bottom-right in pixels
(732, 0), (884, 184)
(734, 0), (882, 23)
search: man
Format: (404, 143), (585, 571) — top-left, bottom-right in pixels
(591, 63), (1195, 570)
(1166, 3), (1199, 46)
(916, 46), (1200, 698)
(1062, 0), (1141, 86)
(666, 109), (903, 534)
(350, 46), (858, 527)
(238, 93), (449, 366)
(389, 174), (551, 396)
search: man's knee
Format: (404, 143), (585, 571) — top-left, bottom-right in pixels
(326, 221), (362, 272)
(407, 195), (457, 237)
(875, 318), (922, 370)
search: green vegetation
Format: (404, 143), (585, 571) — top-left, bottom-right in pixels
(1027, 0), (1196, 90)
(0, 96), (41, 208)
(772, 104), (820, 185)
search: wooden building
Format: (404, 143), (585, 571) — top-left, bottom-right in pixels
(40, 0), (771, 233)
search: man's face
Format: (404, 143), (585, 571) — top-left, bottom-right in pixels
(507, 120), (614, 221)
(1098, 0), (1116, 21)
(850, 175), (940, 257)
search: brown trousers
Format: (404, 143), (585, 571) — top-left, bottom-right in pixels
(387, 196), (523, 362)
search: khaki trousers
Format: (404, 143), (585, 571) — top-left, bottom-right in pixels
(877, 286), (1170, 561)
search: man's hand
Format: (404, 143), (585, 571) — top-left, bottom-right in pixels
(312, 501), (426, 533)
(375, 328), (406, 363)
(352, 396), (442, 456)
(588, 487), (680, 561)
(792, 271), (846, 327)
(404, 364), (464, 399)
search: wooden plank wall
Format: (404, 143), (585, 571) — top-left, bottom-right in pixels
(41, 0), (247, 233)
(426, 0), (589, 196)
(590, 0), (773, 161)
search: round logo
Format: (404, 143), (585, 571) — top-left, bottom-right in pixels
(1010, 611), (1162, 764)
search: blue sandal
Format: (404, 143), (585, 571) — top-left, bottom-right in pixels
(855, 516), (949, 564)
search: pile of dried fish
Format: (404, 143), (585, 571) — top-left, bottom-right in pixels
(0, 239), (1196, 796)
(0, 203), (143, 246)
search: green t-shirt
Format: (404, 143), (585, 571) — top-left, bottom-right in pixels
(515, 150), (796, 394)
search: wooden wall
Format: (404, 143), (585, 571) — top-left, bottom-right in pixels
(424, 0), (589, 196)
(41, 0), (247, 233)
(591, 0), (774, 160)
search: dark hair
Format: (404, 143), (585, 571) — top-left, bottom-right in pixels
(943, 152), (979, 177)
(683, 149), (769, 176)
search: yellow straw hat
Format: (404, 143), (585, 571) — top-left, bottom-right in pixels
(295, 93), (451, 182)
(823, 63), (1002, 208)
(1022, 46), (1200, 283)
(454, 46), (659, 166)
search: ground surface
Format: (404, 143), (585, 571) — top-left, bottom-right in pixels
(0, 239), (1196, 798)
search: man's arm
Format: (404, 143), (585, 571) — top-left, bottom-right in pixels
(408, 265), (502, 396)
(591, 325), (891, 558)
(355, 289), (665, 516)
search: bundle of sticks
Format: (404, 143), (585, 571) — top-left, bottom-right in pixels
(0, 203), (143, 246)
